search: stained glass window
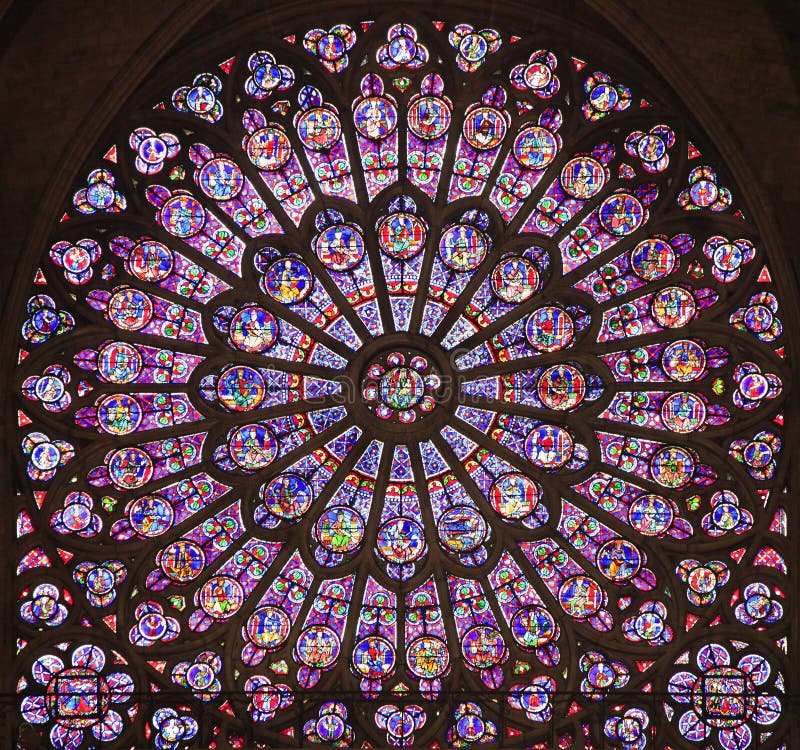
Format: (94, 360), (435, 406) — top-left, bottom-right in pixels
(12, 11), (791, 750)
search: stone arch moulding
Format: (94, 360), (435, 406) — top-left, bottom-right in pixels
(3, 2), (797, 749)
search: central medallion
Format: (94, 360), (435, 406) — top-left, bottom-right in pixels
(346, 334), (455, 439)
(362, 351), (441, 422)
(380, 365), (425, 410)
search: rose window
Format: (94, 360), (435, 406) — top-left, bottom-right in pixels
(12, 11), (790, 750)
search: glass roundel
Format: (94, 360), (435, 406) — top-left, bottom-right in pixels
(13, 11), (791, 750)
